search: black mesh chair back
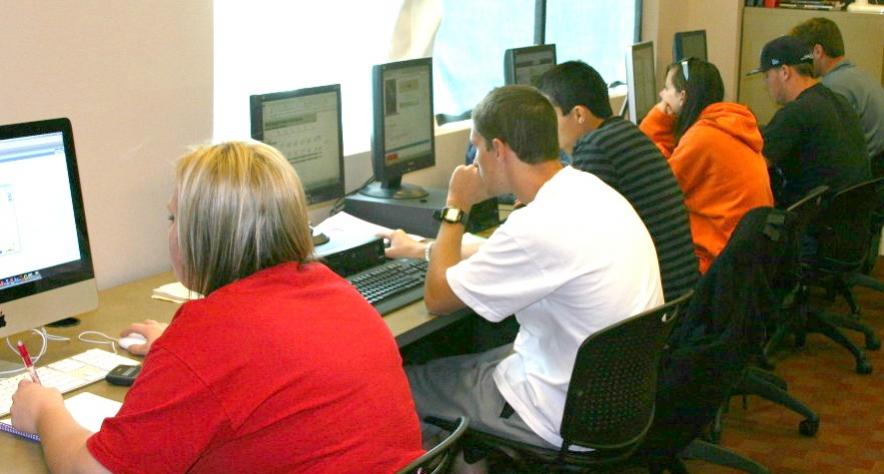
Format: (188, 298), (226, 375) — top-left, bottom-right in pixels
(785, 185), (828, 230)
(559, 290), (692, 452)
(814, 178), (884, 267)
(396, 416), (469, 474)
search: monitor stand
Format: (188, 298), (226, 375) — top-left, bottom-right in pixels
(360, 178), (428, 200)
(48, 317), (80, 328)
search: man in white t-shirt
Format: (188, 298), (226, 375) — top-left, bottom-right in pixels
(384, 85), (663, 461)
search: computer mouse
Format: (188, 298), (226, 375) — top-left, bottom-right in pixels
(118, 334), (148, 351)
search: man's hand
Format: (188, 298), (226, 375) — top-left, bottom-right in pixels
(447, 164), (490, 210)
(120, 319), (168, 356)
(11, 380), (64, 433)
(378, 229), (426, 260)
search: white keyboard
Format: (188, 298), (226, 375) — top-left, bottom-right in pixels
(0, 348), (139, 417)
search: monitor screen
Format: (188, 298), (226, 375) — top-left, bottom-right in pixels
(504, 44), (557, 86)
(626, 41), (657, 125)
(0, 118), (97, 339)
(362, 57), (435, 200)
(250, 84), (345, 206)
(673, 30), (707, 62)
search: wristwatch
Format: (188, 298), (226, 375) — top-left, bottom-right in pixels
(433, 207), (468, 225)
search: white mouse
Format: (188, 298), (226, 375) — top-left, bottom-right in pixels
(118, 334), (148, 351)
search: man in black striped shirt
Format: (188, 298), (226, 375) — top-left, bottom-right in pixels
(538, 61), (698, 301)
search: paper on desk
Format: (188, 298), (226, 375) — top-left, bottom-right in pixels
(151, 281), (201, 303)
(315, 211), (488, 246)
(315, 211), (428, 240)
(1, 392), (121, 438)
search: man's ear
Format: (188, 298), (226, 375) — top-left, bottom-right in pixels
(812, 43), (825, 59)
(491, 137), (508, 161)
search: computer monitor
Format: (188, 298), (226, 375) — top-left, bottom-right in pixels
(673, 30), (707, 62)
(361, 57), (435, 200)
(250, 84), (345, 206)
(0, 118), (97, 342)
(503, 44), (557, 86)
(626, 41), (657, 125)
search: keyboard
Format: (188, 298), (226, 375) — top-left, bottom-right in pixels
(348, 258), (428, 315)
(0, 348), (139, 417)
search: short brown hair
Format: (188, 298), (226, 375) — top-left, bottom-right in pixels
(791, 17), (845, 58)
(471, 85), (559, 164)
(175, 141), (313, 295)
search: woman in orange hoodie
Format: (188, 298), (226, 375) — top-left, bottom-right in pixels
(640, 58), (773, 273)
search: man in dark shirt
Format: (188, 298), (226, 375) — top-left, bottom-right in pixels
(751, 35), (869, 206)
(538, 61), (698, 302)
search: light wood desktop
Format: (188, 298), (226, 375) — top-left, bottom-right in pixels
(0, 270), (467, 472)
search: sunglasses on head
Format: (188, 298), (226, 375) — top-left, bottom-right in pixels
(680, 58), (691, 82)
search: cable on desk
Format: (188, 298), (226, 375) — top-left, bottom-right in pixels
(77, 331), (119, 354)
(0, 329), (48, 377)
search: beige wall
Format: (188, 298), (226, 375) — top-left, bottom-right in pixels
(643, 0), (744, 102)
(0, 2), (214, 290)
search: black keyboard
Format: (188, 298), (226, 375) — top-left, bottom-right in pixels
(347, 258), (428, 315)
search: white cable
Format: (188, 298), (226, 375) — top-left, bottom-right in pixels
(77, 331), (119, 354)
(0, 328), (48, 377)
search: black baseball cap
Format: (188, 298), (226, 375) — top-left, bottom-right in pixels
(747, 35), (813, 75)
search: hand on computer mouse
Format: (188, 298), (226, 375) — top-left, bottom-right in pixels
(377, 229), (424, 260)
(120, 319), (168, 356)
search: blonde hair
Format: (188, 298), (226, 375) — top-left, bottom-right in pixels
(175, 141), (313, 295)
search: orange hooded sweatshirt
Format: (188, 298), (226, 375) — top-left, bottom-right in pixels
(640, 102), (773, 273)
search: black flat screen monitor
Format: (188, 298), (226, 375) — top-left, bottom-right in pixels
(673, 30), (707, 62)
(504, 44), (557, 86)
(626, 41), (657, 125)
(362, 57), (435, 200)
(0, 118), (97, 341)
(250, 84), (346, 206)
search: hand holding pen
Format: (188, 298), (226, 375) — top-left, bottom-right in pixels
(16, 341), (41, 384)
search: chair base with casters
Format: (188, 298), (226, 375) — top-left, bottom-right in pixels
(396, 416), (469, 474)
(679, 439), (770, 474)
(715, 367), (819, 438)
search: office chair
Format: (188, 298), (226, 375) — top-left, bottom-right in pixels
(396, 416), (469, 474)
(426, 290), (692, 472)
(795, 177), (884, 374)
(633, 207), (792, 474)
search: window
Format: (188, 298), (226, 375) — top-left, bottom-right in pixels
(213, 1), (402, 154)
(546, 0), (638, 88)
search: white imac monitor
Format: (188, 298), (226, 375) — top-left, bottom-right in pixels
(626, 41), (657, 124)
(0, 118), (98, 340)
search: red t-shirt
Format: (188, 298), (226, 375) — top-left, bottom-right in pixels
(87, 262), (423, 473)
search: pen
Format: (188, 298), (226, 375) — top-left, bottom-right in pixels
(16, 341), (41, 384)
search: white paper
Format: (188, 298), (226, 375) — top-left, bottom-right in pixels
(1, 392), (122, 435)
(151, 281), (201, 303)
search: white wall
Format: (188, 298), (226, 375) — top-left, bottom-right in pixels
(1, 1), (214, 290)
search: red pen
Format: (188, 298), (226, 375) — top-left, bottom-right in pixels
(16, 341), (41, 384)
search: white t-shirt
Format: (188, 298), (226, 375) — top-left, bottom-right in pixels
(447, 166), (663, 447)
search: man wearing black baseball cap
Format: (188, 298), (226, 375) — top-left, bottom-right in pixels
(752, 35), (869, 207)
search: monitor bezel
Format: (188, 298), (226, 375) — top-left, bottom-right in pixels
(626, 41), (657, 125)
(0, 118), (96, 321)
(503, 44), (557, 86)
(672, 30), (708, 63)
(370, 57), (436, 194)
(249, 83), (346, 206)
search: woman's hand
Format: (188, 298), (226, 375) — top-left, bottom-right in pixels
(120, 319), (168, 356)
(10, 380), (64, 434)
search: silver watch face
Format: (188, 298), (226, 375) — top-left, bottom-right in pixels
(442, 208), (462, 222)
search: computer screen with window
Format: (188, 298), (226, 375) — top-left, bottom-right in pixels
(504, 44), (557, 86)
(0, 118), (97, 340)
(361, 57), (435, 200)
(626, 41), (657, 125)
(250, 84), (345, 206)
(673, 30), (707, 62)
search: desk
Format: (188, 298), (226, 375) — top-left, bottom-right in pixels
(0, 271), (469, 473)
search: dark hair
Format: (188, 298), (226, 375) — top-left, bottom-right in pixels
(790, 17), (845, 58)
(537, 61), (613, 119)
(471, 85), (559, 164)
(791, 62), (815, 78)
(668, 58), (725, 143)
